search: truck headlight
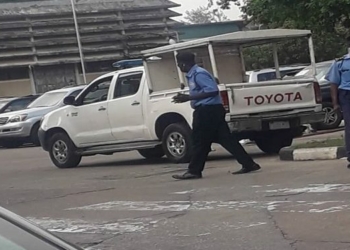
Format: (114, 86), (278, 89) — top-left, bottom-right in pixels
(8, 114), (28, 123)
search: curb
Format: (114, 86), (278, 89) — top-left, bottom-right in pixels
(301, 127), (344, 138)
(280, 146), (346, 161)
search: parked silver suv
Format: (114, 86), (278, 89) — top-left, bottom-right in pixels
(0, 86), (85, 148)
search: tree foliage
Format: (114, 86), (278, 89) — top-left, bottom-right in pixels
(184, 6), (229, 24)
(211, 0), (350, 69)
(217, 0), (350, 33)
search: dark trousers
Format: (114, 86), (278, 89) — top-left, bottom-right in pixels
(339, 90), (350, 161)
(188, 104), (256, 175)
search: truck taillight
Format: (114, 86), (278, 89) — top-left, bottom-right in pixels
(220, 91), (230, 113)
(313, 81), (322, 104)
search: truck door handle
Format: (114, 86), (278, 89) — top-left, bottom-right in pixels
(132, 101), (140, 106)
(98, 106), (106, 111)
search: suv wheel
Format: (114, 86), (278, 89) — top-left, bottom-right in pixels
(1, 140), (23, 149)
(30, 123), (41, 146)
(162, 123), (192, 163)
(311, 102), (342, 131)
(49, 133), (81, 169)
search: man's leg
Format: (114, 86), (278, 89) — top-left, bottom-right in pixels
(339, 90), (350, 165)
(215, 107), (260, 174)
(173, 107), (214, 180)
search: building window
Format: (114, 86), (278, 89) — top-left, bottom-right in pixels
(0, 67), (29, 81)
(82, 60), (116, 74)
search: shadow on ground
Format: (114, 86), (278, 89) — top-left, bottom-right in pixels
(78, 150), (270, 169)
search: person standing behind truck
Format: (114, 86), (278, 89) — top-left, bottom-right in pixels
(172, 52), (261, 180)
(326, 52), (350, 169)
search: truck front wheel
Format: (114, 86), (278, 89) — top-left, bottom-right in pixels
(48, 133), (82, 169)
(162, 123), (192, 163)
(138, 145), (165, 159)
(255, 132), (293, 154)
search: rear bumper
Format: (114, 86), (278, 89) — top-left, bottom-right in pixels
(228, 111), (325, 133)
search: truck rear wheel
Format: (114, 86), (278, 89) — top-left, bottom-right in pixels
(138, 145), (164, 159)
(162, 123), (192, 163)
(49, 133), (81, 169)
(255, 132), (293, 154)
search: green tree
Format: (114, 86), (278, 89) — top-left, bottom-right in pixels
(184, 6), (229, 24)
(211, 0), (350, 69)
(216, 0), (350, 34)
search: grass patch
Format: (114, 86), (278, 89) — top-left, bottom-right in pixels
(294, 138), (344, 149)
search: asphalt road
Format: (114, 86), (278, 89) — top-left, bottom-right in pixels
(0, 142), (350, 250)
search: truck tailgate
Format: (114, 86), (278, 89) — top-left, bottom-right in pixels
(225, 78), (318, 116)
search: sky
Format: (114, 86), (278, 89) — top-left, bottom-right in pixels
(171, 0), (242, 21)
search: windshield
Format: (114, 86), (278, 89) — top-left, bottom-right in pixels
(28, 92), (67, 108)
(0, 217), (60, 250)
(257, 69), (304, 82)
(0, 100), (9, 109)
(296, 62), (333, 81)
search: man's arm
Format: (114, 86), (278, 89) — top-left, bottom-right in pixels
(325, 61), (341, 109)
(190, 73), (219, 100)
(173, 73), (219, 103)
(189, 91), (219, 101)
(330, 84), (340, 110)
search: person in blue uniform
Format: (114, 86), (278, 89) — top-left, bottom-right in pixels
(326, 53), (350, 168)
(172, 52), (261, 180)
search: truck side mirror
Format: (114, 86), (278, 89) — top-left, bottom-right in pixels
(63, 96), (76, 106)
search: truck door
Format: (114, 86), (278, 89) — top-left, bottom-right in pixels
(108, 71), (147, 142)
(68, 76), (114, 146)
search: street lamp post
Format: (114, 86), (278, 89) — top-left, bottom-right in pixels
(71, 0), (87, 84)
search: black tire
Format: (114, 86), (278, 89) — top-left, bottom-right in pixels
(30, 123), (41, 146)
(162, 123), (192, 163)
(311, 102), (342, 131)
(0, 140), (23, 149)
(48, 132), (81, 169)
(255, 132), (293, 154)
(138, 145), (165, 159)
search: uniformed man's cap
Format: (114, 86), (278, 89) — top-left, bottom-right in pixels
(176, 52), (195, 63)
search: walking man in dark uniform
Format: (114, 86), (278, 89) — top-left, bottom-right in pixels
(172, 52), (261, 180)
(326, 53), (350, 168)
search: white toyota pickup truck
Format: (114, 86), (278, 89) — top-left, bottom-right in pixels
(39, 29), (324, 168)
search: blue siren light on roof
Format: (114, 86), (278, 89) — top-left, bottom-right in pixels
(113, 57), (162, 69)
(112, 59), (143, 69)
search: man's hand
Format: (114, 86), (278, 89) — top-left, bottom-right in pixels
(172, 93), (190, 103)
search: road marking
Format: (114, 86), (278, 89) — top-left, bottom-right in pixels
(172, 189), (197, 194)
(259, 184), (350, 194)
(27, 217), (158, 235)
(68, 200), (350, 213)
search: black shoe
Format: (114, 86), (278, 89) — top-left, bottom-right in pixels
(232, 164), (261, 175)
(172, 172), (202, 180)
(347, 164), (350, 169)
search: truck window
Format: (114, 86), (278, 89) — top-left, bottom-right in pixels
(257, 69), (303, 82)
(114, 72), (143, 99)
(69, 89), (83, 98)
(81, 77), (112, 105)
